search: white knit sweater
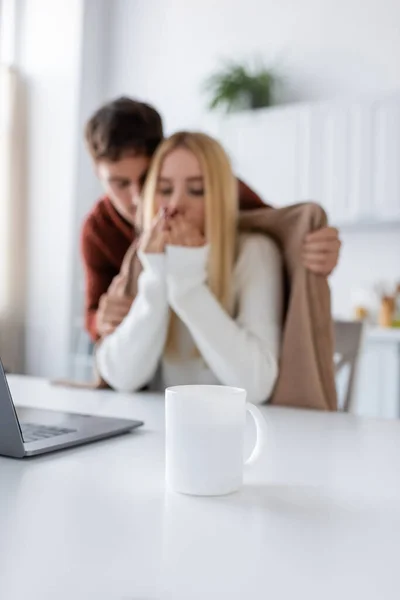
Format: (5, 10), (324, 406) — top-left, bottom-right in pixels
(96, 234), (283, 404)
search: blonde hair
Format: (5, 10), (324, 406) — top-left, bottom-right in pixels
(141, 131), (238, 353)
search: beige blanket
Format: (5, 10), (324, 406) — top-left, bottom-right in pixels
(239, 203), (337, 410)
(62, 202), (337, 411)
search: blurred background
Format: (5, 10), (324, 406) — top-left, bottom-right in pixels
(0, 0), (399, 418)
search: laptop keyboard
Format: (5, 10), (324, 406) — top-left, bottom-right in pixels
(20, 422), (76, 443)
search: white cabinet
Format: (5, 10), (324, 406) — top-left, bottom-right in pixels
(214, 97), (400, 227)
(352, 329), (400, 419)
(218, 108), (300, 208)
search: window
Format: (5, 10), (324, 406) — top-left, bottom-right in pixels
(0, 0), (17, 66)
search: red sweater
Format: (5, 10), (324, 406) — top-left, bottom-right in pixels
(81, 179), (267, 341)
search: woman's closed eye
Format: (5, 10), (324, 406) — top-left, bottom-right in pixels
(157, 186), (173, 196)
(156, 186), (204, 197)
(188, 186), (204, 197)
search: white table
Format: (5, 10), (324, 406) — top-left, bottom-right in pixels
(1, 377), (400, 600)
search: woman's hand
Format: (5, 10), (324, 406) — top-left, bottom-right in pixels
(302, 227), (341, 276)
(167, 214), (205, 247)
(139, 211), (169, 254)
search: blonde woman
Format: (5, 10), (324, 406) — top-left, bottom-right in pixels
(96, 132), (283, 404)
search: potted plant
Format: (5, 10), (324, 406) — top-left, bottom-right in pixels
(204, 61), (276, 113)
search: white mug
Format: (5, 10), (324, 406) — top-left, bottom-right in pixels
(165, 385), (267, 496)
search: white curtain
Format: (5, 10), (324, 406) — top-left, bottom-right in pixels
(0, 65), (26, 372)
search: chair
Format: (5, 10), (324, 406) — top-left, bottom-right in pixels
(334, 320), (364, 412)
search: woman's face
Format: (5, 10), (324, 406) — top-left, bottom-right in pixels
(155, 147), (206, 233)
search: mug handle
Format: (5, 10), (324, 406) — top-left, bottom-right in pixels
(244, 403), (268, 466)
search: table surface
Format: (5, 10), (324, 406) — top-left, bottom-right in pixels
(1, 377), (400, 600)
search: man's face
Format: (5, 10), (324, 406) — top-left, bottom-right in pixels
(96, 153), (151, 224)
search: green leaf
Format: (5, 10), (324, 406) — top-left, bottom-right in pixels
(203, 60), (276, 113)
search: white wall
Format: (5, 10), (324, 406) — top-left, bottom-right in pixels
(331, 228), (400, 317)
(106, 0), (400, 129)
(69, 0), (112, 361)
(105, 0), (400, 317)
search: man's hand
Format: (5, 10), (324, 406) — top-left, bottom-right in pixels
(167, 215), (205, 247)
(96, 294), (134, 337)
(302, 227), (341, 276)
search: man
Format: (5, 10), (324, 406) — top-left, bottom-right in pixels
(82, 97), (341, 341)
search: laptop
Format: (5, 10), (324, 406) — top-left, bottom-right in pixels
(0, 360), (143, 458)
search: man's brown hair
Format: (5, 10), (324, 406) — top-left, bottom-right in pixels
(85, 97), (164, 162)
